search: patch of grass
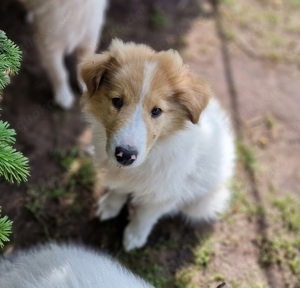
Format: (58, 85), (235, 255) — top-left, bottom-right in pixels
(269, 34), (282, 47)
(25, 183), (71, 221)
(220, 0), (237, 6)
(230, 283), (240, 288)
(52, 146), (79, 170)
(143, 264), (171, 288)
(175, 266), (198, 288)
(52, 146), (95, 189)
(150, 7), (168, 29)
(211, 273), (226, 282)
(25, 185), (52, 216)
(254, 194), (300, 282)
(273, 196), (300, 233)
(231, 180), (262, 216)
(177, 36), (188, 47)
(220, 0), (300, 65)
(193, 237), (214, 268)
(67, 157), (96, 190)
(236, 141), (257, 171)
(257, 237), (300, 280)
(25, 157), (94, 220)
(25, 147), (95, 238)
(268, 182), (277, 193)
(224, 29), (236, 41)
(268, 50), (284, 62)
(24, 185), (55, 238)
(71, 158), (95, 188)
(265, 11), (279, 26)
(258, 237), (281, 266)
(264, 113), (276, 130)
(286, 0), (300, 9)
(48, 188), (69, 199)
(250, 284), (269, 288)
(286, 22), (300, 33)
(120, 249), (171, 288)
(289, 256), (300, 276)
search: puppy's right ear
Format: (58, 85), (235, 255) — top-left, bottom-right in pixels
(79, 53), (111, 96)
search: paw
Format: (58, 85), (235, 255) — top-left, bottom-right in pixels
(123, 224), (148, 252)
(96, 193), (121, 221)
(55, 86), (74, 109)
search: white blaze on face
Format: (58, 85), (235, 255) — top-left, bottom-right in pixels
(111, 61), (157, 166)
(140, 61), (157, 101)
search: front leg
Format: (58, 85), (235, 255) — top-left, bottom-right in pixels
(96, 189), (128, 221)
(123, 201), (176, 251)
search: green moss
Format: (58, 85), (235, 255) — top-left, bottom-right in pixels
(220, 0), (237, 6)
(231, 180), (263, 216)
(193, 237), (214, 268)
(175, 267), (198, 288)
(286, 0), (300, 9)
(25, 185), (50, 216)
(150, 8), (168, 29)
(257, 237), (300, 280)
(268, 50), (283, 62)
(273, 196), (300, 233)
(48, 188), (68, 198)
(250, 284), (269, 288)
(265, 12), (279, 26)
(265, 113), (276, 130)
(211, 273), (226, 282)
(52, 146), (79, 170)
(120, 249), (171, 288)
(143, 264), (171, 288)
(72, 158), (95, 187)
(286, 23), (300, 33)
(52, 146), (95, 189)
(236, 141), (257, 171)
(224, 29), (236, 41)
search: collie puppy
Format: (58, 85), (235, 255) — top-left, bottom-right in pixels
(0, 243), (153, 288)
(80, 39), (236, 251)
(20, 0), (107, 109)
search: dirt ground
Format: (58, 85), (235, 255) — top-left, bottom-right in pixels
(0, 0), (300, 287)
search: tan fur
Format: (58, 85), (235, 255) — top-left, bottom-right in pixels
(80, 39), (211, 154)
(79, 40), (235, 251)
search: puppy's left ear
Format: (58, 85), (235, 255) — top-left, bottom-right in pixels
(79, 52), (111, 96)
(177, 73), (211, 124)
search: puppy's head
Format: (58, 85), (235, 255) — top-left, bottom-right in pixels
(80, 39), (211, 168)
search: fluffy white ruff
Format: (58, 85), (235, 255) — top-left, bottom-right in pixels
(91, 98), (235, 250)
(0, 243), (153, 288)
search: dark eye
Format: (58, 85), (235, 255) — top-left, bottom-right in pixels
(151, 107), (162, 118)
(112, 97), (123, 109)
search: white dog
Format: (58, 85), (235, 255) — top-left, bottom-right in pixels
(80, 39), (236, 251)
(20, 0), (107, 109)
(0, 243), (153, 288)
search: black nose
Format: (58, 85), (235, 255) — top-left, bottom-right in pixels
(115, 146), (138, 166)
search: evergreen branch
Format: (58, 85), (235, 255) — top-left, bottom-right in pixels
(0, 144), (30, 183)
(0, 209), (13, 248)
(0, 30), (21, 91)
(0, 120), (16, 146)
(0, 31), (21, 73)
(0, 31), (26, 249)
